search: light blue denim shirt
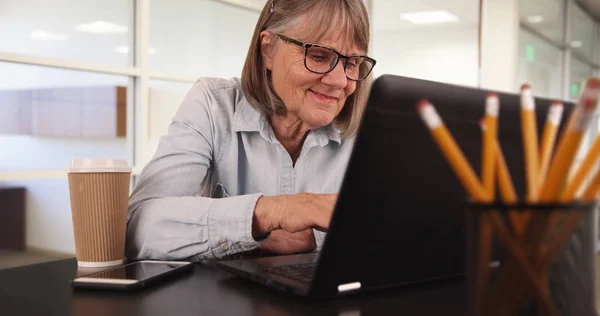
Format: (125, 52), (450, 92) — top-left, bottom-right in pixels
(126, 77), (355, 261)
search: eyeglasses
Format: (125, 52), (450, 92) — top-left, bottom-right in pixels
(276, 33), (376, 81)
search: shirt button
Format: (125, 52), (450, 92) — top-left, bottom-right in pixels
(220, 243), (229, 250)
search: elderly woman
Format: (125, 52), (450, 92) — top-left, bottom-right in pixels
(126, 0), (376, 261)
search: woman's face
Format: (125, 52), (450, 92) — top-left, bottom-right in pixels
(263, 26), (361, 129)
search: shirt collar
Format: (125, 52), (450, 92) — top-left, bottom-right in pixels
(232, 98), (267, 134)
(232, 99), (342, 146)
(308, 123), (342, 146)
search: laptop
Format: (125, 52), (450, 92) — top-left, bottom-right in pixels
(216, 74), (574, 299)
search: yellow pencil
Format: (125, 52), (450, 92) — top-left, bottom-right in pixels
(538, 77), (600, 203)
(526, 166), (600, 315)
(480, 95), (499, 313)
(418, 100), (488, 201)
(538, 101), (563, 189)
(482, 93), (499, 199)
(525, 76), (600, 273)
(559, 134), (600, 202)
(510, 139), (600, 315)
(419, 99), (490, 315)
(480, 119), (521, 232)
(520, 84), (540, 203)
(495, 140), (518, 204)
(542, 165), (600, 261)
(541, 134), (600, 235)
(524, 77), (600, 256)
(479, 122), (530, 315)
(491, 78), (600, 315)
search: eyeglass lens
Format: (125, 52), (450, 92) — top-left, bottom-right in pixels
(305, 46), (373, 80)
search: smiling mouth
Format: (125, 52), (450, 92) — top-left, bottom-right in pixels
(309, 89), (337, 102)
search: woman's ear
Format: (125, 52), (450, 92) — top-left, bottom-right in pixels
(259, 31), (275, 70)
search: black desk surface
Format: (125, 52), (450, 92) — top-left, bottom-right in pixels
(0, 258), (466, 315)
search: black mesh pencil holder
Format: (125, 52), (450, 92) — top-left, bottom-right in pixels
(464, 201), (598, 316)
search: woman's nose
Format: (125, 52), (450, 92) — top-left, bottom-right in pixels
(321, 61), (348, 89)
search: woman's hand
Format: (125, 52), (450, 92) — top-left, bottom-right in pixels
(257, 229), (316, 255)
(252, 193), (337, 240)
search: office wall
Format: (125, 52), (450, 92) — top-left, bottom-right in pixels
(517, 29), (563, 100)
(372, 25), (479, 87)
(148, 0), (258, 79)
(480, 0), (520, 93)
(0, 0), (132, 66)
(370, 0), (480, 87)
(148, 80), (194, 158)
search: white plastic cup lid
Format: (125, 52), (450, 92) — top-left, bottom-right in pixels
(67, 158), (132, 173)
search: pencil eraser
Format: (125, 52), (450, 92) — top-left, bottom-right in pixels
(486, 96), (499, 116)
(417, 99), (430, 112)
(584, 97), (595, 109)
(417, 100), (442, 129)
(587, 78), (600, 89)
(551, 100), (563, 106)
(520, 88), (535, 111)
(520, 83), (531, 91)
(487, 92), (498, 98)
(547, 103), (563, 125)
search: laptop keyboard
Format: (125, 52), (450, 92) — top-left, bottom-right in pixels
(264, 263), (316, 283)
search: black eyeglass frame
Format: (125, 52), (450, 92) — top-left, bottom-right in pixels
(275, 33), (376, 81)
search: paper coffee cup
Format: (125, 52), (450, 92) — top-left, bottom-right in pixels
(67, 159), (132, 267)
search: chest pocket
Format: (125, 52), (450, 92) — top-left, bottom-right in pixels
(212, 183), (230, 198)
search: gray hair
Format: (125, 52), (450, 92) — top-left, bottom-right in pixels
(241, 0), (372, 138)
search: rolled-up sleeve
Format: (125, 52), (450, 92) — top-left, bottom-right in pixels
(125, 80), (262, 261)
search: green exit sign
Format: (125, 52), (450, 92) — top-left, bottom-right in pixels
(526, 44), (535, 63)
(571, 83), (580, 97)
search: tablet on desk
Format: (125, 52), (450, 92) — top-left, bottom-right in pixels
(71, 260), (193, 291)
